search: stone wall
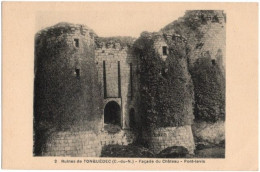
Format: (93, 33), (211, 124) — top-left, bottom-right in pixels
(95, 44), (138, 129)
(43, 129), (136, 157)
(43, 131), (101, 157)
(143, 125), (195, 154)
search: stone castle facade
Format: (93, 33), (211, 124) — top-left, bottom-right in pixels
(34, 22), (199, 157)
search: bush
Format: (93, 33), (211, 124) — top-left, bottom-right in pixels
(190, 57), (225, 122)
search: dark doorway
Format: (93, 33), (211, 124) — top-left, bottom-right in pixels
(104, 101), (121, 126)
(129, 108), (136, 129)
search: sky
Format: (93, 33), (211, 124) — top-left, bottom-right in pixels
(35, 3), (186, 38)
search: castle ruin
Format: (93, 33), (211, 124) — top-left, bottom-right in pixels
(34, 11), (225, 157)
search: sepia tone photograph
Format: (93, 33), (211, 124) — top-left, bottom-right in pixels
(34, 10), (226, 158)
(2, 2), (258, 170)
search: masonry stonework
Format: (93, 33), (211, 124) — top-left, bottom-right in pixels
(43, 130), (136, 157)
(34, 22), (197, 157)
(95, 43), (138, 129)
(143, 126), (195, 154)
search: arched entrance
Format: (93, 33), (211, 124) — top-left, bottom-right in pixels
(129, 108), (136, 129)
(104, 101), (121, 126)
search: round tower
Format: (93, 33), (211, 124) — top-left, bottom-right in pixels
(34, 23), (103, 155)
(135, 32), (195, 155)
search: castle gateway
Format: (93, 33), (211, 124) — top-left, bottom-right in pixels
(33, 14), (226, 156)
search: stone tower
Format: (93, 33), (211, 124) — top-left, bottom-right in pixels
(135, 32), (195, 154)
(34, 23), (103, 155)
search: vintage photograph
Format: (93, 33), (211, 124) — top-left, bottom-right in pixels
(33, 10), (226, 158)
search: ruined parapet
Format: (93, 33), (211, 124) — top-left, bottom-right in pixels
(96, 41), (129, 50)
(95, 36), (135, 49)
(34, 22), (103, 155)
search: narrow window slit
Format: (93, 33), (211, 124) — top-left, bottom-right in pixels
(103, 61), (107, 98)
(118, 61), (121, 98)
(162, 46), (168, 55)
(75, 68), (80, 78)
(130, 63), (133, 100)
(74, 39), (79, 47)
